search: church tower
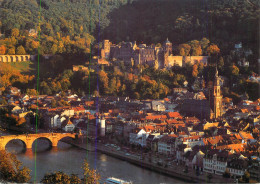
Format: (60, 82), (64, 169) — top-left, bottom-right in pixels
(212, 68), (222, 119)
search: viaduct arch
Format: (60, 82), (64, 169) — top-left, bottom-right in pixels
(0, 55), (35, 63)
(0, 133), (77, 150)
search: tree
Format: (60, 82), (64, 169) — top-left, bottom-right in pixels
(154, 59), (159, 70)
(178, 44), (191, 56)
(206, 44), (220, 56)
(26, 89), (37, 96)
(0, 150), (31, 183)
(242, 171), (250, 183)
(192, 64), (199, 77)
(200, 37), (210, 50)
(179, 48), (185, 56)
(116, 78), (121, 93)
(70, 174), (82, 183)
(109, 77), (117, 94)
(40, 81), (52, 95)
(0, 45), (6, 54)
(198, 62), (204, 74)
(229, 65), (239, 76)
(191, 45), (202, 56)
(133, 92), (140, 99)
(51, 44), (58, 54)
(82, 160), (101, 184)
(11, 28), (19, 37)
(98, 70), (109, 95)
(218, 56), (224, 70)
(40, 171), (74, 183)
(7, 47), (15, 55)
(16, 46), (26, 55)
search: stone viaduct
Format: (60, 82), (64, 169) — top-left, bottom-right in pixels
(0, 55), (35, 63)
(0, 133), (77, 150)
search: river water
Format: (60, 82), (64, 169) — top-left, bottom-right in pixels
(2, 132), (184, 184)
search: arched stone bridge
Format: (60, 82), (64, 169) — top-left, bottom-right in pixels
(0, 133), (77, 150)
(0, 55), (35, 62)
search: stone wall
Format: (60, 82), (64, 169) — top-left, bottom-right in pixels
(167, 56), (183, 67)
(183, 56), (208, 65)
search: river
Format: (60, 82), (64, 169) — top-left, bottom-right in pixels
(2, 131), (184, 184)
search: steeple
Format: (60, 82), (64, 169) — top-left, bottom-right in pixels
(211, 65), (222, 119)
(214, 67), (221, 87)
(215, 66), (218, 78)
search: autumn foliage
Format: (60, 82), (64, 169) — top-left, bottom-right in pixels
(0, 150), (31, 183)
(0, 63), (34, 93)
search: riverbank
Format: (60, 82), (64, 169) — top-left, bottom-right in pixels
(0, 126), (234, 183)
(67, 140), (234, 183)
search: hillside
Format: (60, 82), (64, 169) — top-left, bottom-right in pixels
(102, 0), (259, 55)
(0, 0), (259, 57)
(0, 0), (128, 37)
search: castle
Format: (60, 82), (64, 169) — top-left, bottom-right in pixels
(101, 39), (209, 68)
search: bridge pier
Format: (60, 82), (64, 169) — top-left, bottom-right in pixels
(25, 138), (34, 149)
(52, 139), (58, 147)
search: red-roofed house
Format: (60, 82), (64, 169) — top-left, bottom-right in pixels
(167, 112), (182, 119)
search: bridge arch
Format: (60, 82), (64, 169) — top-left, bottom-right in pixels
(57, 135), (76, 145)
(20, 56), (24, 62)
(15, 56), (19, 62)
(10, 56), (14, 62)
(0, 56), (3, 62)
(5, 138), (26, 150)
(25, 55), (29, 61)
(5, 56), (8, 62)
(31, 137), (53, 150)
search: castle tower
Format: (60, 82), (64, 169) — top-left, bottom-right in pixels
(212, 68), (222, 119)
(101, 40), (110, 59)
(162, 38), (172, 68)
(163, 38), (172, 55)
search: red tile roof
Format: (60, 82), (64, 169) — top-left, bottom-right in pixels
(167, 112), (181, 118)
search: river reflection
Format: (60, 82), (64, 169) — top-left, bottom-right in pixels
(6, 139), (185, 184)
(24, 149), (34, 159)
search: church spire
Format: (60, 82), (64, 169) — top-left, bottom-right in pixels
(215, 66), (218, 78)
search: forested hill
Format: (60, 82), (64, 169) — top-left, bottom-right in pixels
(102, 0), (259, 55)
(0, 0), (128, 37)
(0, 0), (259, 56)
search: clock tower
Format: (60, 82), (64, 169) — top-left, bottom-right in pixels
(212, 68), (222, 119)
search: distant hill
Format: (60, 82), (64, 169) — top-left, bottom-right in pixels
(101, 0), (259, 55)
(0, 0), (259, 56)
(0, 0), (128, 37)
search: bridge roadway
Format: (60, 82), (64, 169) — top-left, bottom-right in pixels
(0, 133), (77, 150)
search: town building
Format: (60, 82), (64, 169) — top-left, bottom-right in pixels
(203, 150), (228, 175)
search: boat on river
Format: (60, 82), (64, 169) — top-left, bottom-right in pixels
(105, 177), (133, 184)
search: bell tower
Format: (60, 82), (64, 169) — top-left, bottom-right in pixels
(212, 68), (222, 119)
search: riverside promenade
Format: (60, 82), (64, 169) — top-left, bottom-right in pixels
(66, 139), (234, 183)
